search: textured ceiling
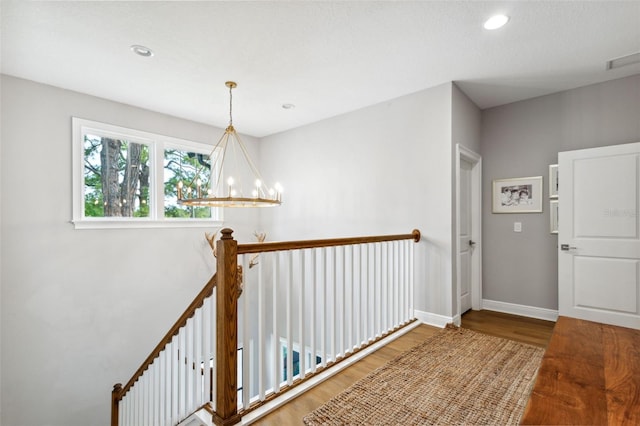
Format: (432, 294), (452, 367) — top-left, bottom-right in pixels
(2, 1), (639, 137)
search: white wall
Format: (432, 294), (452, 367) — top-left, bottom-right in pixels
(481, 74), (640, 311)
(0, 75), (260, 426)
(258, 82), (455, 316)
(1, 75), (462, 425)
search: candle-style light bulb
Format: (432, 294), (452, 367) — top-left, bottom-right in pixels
(254, 179), (262, 198)
(196, 178), (202, 198)
(227, 176), (234, 197)
(177, 180), (184, 199)
(275, 182), (283, 202)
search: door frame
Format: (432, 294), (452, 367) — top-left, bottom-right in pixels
(455, 144), (482, 322)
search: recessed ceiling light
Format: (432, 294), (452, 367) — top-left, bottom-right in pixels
(130, 45), (154, 57)
(483, 15), (509, 30)
(282, 103), (296, 110)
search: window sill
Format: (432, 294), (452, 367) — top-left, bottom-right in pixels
(72, 218), (224, 230)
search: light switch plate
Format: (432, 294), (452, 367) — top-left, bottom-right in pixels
(514, 222), (522, 232)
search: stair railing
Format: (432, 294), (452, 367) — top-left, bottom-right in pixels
(111, 273), (218, 426)
(111, 228), (421, 426)
(234, 229), (421, 417)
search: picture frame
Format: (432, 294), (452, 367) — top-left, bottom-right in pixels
(549, 164), (558, 199)
(550, 199), (558, 234)
(492, 176), (543, 213)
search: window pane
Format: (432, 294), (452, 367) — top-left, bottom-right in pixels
(83, 134), (150, 218)
(164, 148), (213, 218)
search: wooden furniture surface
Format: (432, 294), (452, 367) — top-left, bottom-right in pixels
(521, 316), (640, 425)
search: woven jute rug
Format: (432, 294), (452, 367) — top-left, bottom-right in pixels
(303, 325), (544, 425)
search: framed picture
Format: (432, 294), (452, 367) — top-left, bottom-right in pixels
(550, 200), (558, 234)
(549, 164), (558, 199)
(492, 176), (543, 213)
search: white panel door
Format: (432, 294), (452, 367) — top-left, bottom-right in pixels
(559, 142), (640, 329)
(459, 159), (473, 313)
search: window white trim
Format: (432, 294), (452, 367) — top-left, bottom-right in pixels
(72, 117), (223, 229)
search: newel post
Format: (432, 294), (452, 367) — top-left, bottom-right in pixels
(111, 383), (122, 426)
(213, 228), (242, 425)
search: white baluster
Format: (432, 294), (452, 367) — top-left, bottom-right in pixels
(382, 243), (388, 333)
(152, 359), (158, 426)
(331, 246), (337, 360)
(396, 241), (401, 326)
(286, 250), (293, 385)
(348, 245), (355, 353)
(363, 244), (369, 344)
(258, 254), (265, 400)
(201, 297), (210, 407)
(272, 252), (280, 392)
(177, 327), (186, 419)
(242, 253), (250, 409)
(310, 249), (317, 373)
(410, 241), (414, 319)
(321, 248), (327, 367)
(340, 246), (345, 357)
(375, 243), (381, 338)
(401, 240), (409, 323)
(193, 307), (202, 407)
(211, 290), (217, 409)
(356, 244), (362, 348)
(137, 379), (142, 426)
(368, 243), (374, 341)
(185, 318), (193, 415)
(125, 393), (130, 426)
(299, 249), (306, 378)
(158, 348), (165, 426)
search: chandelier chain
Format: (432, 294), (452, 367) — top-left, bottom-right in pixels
(229, 83), (233, 126)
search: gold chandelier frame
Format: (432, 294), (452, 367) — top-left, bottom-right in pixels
(177, 81), (282, 208)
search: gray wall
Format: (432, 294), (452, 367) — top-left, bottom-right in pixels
(0, 75), (261, 426)
(481, 74), (640, 310)
(451, 84), (481, 317)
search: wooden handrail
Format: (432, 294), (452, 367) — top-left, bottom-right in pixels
(237, 229), (421, 254)
(113, 273), (218, 405)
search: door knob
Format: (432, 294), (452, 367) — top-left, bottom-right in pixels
(560, 244), (577, 251)
(469, 240), (476, 247)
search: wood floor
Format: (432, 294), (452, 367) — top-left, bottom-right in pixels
(251, 310), (554, 425)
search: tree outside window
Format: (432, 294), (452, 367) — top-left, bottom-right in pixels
(83, 134), (150, 218)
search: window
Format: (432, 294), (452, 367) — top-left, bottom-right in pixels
(72, 118), (222, 228)
(280, 339), (322, 383)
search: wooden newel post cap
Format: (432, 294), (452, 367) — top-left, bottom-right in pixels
(412, 229), (421, 242)
(113, 383), (122, 392)
(220, 228), (234, 240)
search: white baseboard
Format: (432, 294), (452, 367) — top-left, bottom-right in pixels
(414, 309), (455, 328)
(482, 299), (558, 322)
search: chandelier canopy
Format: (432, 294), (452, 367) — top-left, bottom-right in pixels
(177, 81), (282, 208)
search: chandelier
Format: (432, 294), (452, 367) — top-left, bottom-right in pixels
(177, 81), (282, 208)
